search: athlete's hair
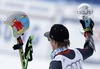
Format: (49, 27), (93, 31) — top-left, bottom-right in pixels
(56, 40), (70, 48)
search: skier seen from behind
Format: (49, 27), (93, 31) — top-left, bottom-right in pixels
(44, 18), (95, 69)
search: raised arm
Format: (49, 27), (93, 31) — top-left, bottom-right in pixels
(77, 18), (95, 60)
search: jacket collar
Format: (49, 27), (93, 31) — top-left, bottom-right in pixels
(50, 47), (68, 60)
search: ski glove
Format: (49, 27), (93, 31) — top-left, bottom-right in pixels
(80, 18), (94, 35)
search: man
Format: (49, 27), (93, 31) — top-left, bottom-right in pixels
(44, 18), (95, 69)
